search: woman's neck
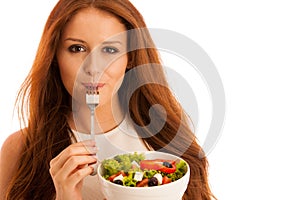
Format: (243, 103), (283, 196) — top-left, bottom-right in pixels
(69, 95), (124, 134)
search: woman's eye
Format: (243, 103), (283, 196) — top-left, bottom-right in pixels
(68, 45), (86, 53)
(102, 47), (119, 54)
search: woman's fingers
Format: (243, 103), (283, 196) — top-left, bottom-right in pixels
(52, 165), (94, 200)
(68, 166), (95, 187)
(49, 140), (99, 198)
(53, 155), (97, 184)
(50, 140), (97, 174)
(59, 140), (97, 159)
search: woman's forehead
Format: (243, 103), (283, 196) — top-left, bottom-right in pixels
(61, 8), (127, 44)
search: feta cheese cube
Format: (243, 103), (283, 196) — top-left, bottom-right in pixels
(154, 173), (163, 185)
(133, 171), (144, 182)
(113, 174), (124, 182)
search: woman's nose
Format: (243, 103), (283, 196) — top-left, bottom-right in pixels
(83, 51), (104, 78)
(85, 64), (100, 77)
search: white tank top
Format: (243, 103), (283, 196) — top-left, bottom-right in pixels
(72, 117), (149, 200)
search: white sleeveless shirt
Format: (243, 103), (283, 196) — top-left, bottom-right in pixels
(72, 118), (149, 200)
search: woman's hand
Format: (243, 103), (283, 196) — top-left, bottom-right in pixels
(49, 140), (98, 200)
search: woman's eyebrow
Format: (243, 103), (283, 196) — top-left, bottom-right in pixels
(64, 37), (87, 44)
(64, 38), (123, 45)
(102, 41), (123, 45)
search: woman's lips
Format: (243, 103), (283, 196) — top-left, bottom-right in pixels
(82, 83), (105, 88)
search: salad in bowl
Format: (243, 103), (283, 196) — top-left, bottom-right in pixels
(97, 151), (190, 200)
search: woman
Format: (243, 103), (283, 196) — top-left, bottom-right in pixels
(0, 0), (215, 199)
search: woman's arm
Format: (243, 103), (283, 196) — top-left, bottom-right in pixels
(49, 140), (98, 200)
(0, 131), (98, 200)
(0, 131), (24, 199)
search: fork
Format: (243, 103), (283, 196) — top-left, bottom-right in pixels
(86, 85), (100, 141)
(86, 85), (100, 175)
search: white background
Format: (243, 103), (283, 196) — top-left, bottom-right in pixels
(1, 0), (300, 199)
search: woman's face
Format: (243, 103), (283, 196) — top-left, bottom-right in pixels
(57, 8), (128, 106)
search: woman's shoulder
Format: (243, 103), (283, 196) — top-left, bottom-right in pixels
(0, 130), (26, 171)
(0, 130), (26, 197)
(1, 130), (25, 155)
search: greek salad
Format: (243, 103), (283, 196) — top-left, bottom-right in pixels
(101, 152), (188, 187)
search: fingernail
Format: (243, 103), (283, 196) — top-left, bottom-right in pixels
(83, 140), (96, 146)
(90, 164), (98, 176)
(90, 166), (95, 175)
(92, 146), (99, 151)
(86, 146), (98, 153)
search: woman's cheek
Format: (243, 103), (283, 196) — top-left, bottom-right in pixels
(107, 55), (128, 77)
(58, 59), (81, 95)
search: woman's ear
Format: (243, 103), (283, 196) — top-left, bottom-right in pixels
(126, 65), (132, 70)
(126, 54), (134, 70)
(126, 61), (133, 70)
(52, 57), (59, 67)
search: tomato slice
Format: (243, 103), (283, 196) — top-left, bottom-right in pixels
(140, 159), (176, 173)
(136, 178), (149, 187)
(159, 163), (176, 173)
(108, 171), (126, 182)
(162, 176), (172, 184)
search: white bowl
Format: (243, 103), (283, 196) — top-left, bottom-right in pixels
(97, 151), (190, 200)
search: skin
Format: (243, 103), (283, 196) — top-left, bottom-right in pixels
(52, 8), (128, 200)
(0, 131), (24, 200)
(57, 8), (128, 134)
(0, 8), (128, 200)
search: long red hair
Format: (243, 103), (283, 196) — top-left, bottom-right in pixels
(6, 0), (216, 199)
